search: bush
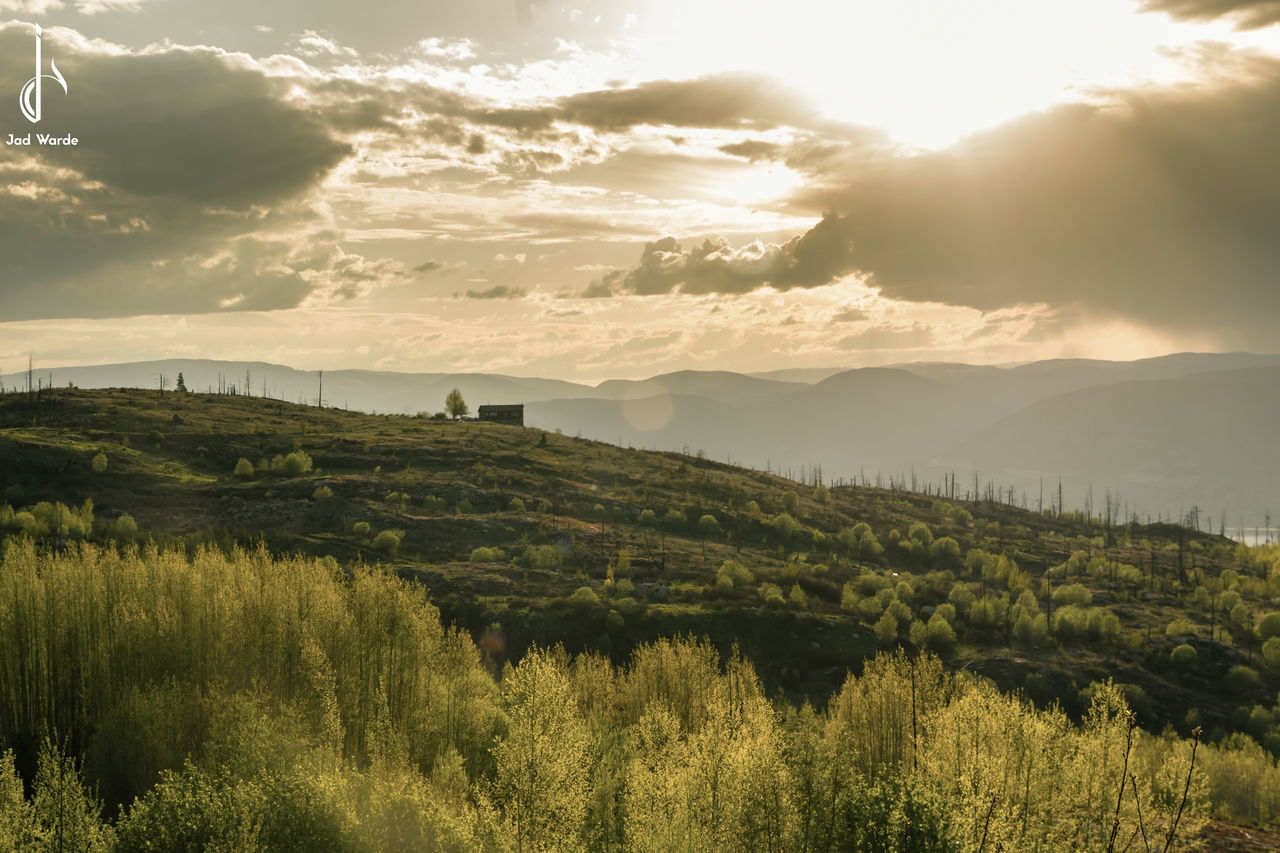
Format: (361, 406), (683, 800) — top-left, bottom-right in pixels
(312, 486), (333, 500)
(1052, 582), (1092, 607)
(907, 522), (933, 547)
(1264, 637), (1280, 669)
(1166, 617), (1197, 637)
(280, 450), (313, 477)
(1170, 644), (1198, 668)
(508, 497), (526, 512)
(929, 536), (961, 565)
(91, 451), (108, 473)
(520, 545), (563, 571)
(372, 530), (401, 556)
(788, 583), (807, 609)
(470, 547), (503, 563)
(234, 458), (255, 480)
(757, 583), (785, 606)
(570, 587), (601, 608)
(1258, 612), (1280, 641)
(352, 521), (371, 537)
(1223, 665), (1260, 694)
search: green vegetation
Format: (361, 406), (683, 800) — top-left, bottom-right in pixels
(3, 388), (1280, 845)
(0, 541), (1259, 851)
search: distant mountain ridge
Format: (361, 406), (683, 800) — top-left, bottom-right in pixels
(14, 352), (1280, 526)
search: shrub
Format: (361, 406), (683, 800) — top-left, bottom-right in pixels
(1258, 612), (1280, 641)
(570, 587), (601, 608)
(929, 536), (961, 565)
(280, 450), (313, 477)
(352, 521), (371, 537)
(758, 583), (785, 606)
(1264, 637), (1280, 669)
(233, 458), (254, 480)
(312, 486), (333, 500)
(1166, 617), (1197, 637)
(91, 451), (108, 473)
(470, 547), (503, 563)
(520, 545), (563, 570)
(372, 530), (401, 555)
(908, 522), (933, 547)
(788, 583), (807, 609)
(508, 497), (526, 512)
(1223, 665), (1260, 694)
(1170, 644), (1198, 668)
(1052, 582), (1092, 607)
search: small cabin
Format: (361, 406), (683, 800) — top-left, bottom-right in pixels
(477, 404), (524, 426)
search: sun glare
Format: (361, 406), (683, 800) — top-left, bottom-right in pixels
(630, 0), (1280, 148)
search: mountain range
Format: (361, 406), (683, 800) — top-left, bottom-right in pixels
(13, 352), (1280, 530)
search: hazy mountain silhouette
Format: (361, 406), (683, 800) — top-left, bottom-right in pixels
(20, 352), (1280, 525)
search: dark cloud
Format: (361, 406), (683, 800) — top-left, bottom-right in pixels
(589, 61), (1280, 349)
(0, 24), (387, 321)
(464, 285), (526, 299)
(559, 73), (821, 131)
(0, 37), (350, 209)
(414, 260), (444, 273)
(1138, 0), (1280, 29)
(581, 213), (857, 297)
(719, 140), (784, 162)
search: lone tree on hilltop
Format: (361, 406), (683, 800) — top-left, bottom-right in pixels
(445, 387), (469, 420)
(175, 372), (187, 393)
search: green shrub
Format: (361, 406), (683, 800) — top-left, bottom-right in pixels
(352, 521), (371, 537)
(91, 451), (108, 473)
(280, 451), (313, 477)
(570, 587), (601, 608)
(470, 547), (503, 563)
(1223, 665), (1260, 694)
(312, 486), (333, 500)
(234, 458), (255, 480)
(1170, 644), (1198, 668)
(1264, 637), (1280, 669)
(508, 497), (526, 512)
(372, 530), (401, 555)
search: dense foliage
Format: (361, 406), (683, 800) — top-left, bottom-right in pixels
(1, 541), (1278, 851)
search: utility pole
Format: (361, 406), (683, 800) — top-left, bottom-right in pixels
(317, 369), (323, 408)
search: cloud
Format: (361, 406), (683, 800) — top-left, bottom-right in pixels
(294, 30), (358, 58)
(558, 73), (825, 132)
(718, 140), (784, 162)
(581, 213), (858, 297)
(0, 0), (62, 11)
(1138, 0), (1280, 29)
(414, 261), (444, 273)
(464, 285), (526, 299)
(591, 58), (1280, 350)
(0, 24), (378, 321)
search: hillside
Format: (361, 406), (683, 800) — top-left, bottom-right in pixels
(2, 387), (1278, 726)
(4, 387), (1280, 845)
(24, 352), (1279, 528)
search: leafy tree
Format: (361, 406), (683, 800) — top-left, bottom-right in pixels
(1171, 644), (1199, 668)
(782, 490), (799, 515)
(493, 649), (590, 851)
(234, 458), (254, 480)
(372, 530), (401, 555)
(789, 583), (807, 609)
(445, 387), (468, 420)
(91, 451), (107, 473)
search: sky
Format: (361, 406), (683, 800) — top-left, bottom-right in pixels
(1, 0), (1278, 381)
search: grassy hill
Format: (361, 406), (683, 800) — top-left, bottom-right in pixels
(3, 387), (1279, 735)
(4, 387), (1280, 847)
